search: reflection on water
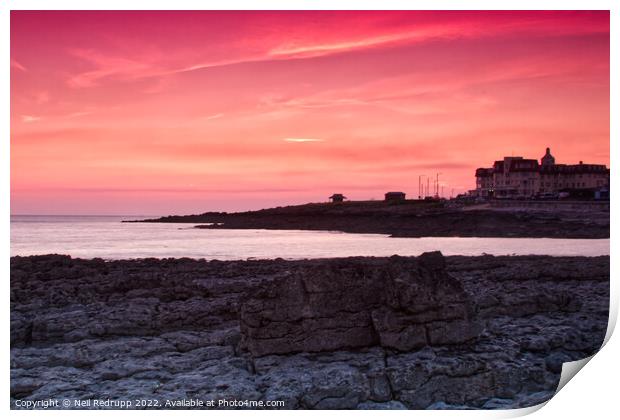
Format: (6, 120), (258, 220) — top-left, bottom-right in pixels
(10, 215), (609, 260)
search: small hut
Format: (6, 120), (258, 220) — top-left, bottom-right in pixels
(329, 193), (346, 203)
(384, 191), (406, 202)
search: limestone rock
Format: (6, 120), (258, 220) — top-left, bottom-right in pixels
(10, 254), (609, 410)
(240, 252), (482, 356)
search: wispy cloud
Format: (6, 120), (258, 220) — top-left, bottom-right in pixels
(267, 22), (485, 59)
(60, 23), (478, 89)
(205, 113), (224, 120)
(269, 31), (422, 58)
(168, 57), (264, 75)
(21, 115), (41, 123)
(66, 48), (156, 88)
(267, 16), (606, 61)
(284, 138), (325, 143)
(19, 111), (93, 124)
(62, 12), (609, 91)
(11, 58), (27, 72)
(66, 48), (263, 88)
(66, 111), (93, 118)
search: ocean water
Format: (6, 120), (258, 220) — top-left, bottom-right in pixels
(10, 215), (609, 260)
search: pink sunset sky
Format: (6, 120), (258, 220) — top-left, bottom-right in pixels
(10, 10), (610, 215)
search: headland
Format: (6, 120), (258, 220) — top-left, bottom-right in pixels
(128, 200), (609, 239)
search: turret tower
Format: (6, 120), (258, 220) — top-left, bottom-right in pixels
(541, 147), (555, 166)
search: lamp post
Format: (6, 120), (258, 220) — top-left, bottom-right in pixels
(418, 175), (426, 199)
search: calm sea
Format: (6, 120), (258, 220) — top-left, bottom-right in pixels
(10, 215), (610, 260)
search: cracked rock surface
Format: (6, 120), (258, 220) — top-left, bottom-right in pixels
(11, 253), (608, 409)
(239, 252), (481, 356)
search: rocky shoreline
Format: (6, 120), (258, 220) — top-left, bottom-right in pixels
(11, 253), (609, 409)
(128, 201), (610, 239)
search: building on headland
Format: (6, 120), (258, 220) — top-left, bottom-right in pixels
(385, 191), (406, 202)
(329, 193), (346, 203)
(474, 147), (609, 199)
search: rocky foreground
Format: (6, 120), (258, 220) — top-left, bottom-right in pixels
(11, 253), (609, 409)
(130, 200), (610, 239)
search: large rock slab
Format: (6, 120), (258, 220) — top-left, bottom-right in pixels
(240, 252), (483, 356)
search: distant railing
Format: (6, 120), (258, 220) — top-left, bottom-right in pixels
(488, 199), (609, 211)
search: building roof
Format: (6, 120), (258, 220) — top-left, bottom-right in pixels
(539, 163), (609, 174)
(475, 148), (609, 179)
(507, 159), (539, 172)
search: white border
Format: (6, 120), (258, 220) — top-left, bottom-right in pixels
(2, 1), (616, 420)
